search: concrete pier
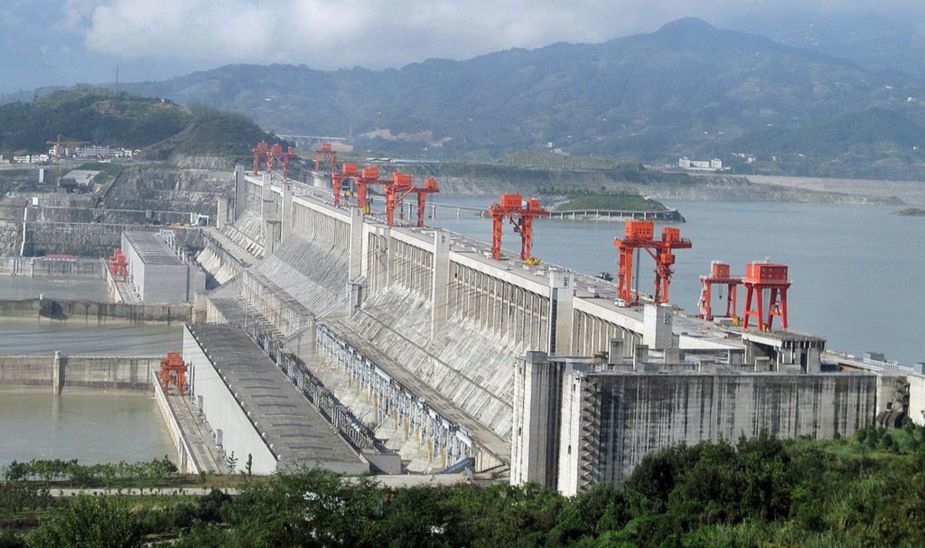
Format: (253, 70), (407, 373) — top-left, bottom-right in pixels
(0, 354), (159, 391)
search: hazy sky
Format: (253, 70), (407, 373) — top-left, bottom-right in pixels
(1, 0), (921, 94)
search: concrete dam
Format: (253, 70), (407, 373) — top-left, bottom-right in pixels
(184, 165), (910, 491)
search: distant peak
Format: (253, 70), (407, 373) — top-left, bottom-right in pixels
(655, 17), (716, 35)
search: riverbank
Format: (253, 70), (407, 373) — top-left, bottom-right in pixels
(743, 174), (925, 206)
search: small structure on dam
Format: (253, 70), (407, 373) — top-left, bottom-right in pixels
(122, 231), (205, 303)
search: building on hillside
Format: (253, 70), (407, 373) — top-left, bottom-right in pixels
(121, 231), (205, 303)
(59, 170), (100, 191)
(678, 156), (723, 171)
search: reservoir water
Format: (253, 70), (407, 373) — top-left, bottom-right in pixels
(0, 322), (182, 355)
(429, 197), (925, 365)
(0, 323), (181, 466)
(0, 276), (111, 301)
(0, 390), (173, 466)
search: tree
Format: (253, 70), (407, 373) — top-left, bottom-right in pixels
(25, 496), (141, 548)
(225, 452), (238, 472)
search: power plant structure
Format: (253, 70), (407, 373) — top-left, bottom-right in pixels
(94, 141), (913, 493)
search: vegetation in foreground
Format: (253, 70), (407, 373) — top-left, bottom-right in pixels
(2, 425), (925, 546)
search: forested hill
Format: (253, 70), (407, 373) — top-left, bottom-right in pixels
(120, 17), (925, 178)
(0, 87), (280, 158)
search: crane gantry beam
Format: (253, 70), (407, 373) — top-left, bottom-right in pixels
(488, 194), (548, 261)
(614, 220), (692, 306)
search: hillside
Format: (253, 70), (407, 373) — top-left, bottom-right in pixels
(122, 18), (925, 178)
(0, 87), (280, 159)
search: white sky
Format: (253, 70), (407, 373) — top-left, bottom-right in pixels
(61, 0), (919, 69)
(0, 0), (920, 93)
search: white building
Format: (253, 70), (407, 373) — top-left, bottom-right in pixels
(122, 231), (205, 303)
(678, 157), (723, 171)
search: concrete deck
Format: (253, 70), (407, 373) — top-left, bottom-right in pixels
(187, 324), (366, 472)
(163, 390), (228, 473)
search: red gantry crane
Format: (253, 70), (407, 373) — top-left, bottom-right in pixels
(332, 162), (360, 207)
(108, 249), (128, 282)
(698, 261), (742, 321)
(159, 351), (188, 396)
(613, 220), (692, 306)
(488, 194), (549, 261)
(741, 261), (790, 331)
(384, 172), (440, 228)
(355, 166), (389, 214)
(313, 143), (338, 172)
(266, 143), (284, 173)
(252, 141), (269, 175)
(280, 146), (297, 180)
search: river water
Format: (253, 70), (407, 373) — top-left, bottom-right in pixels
(0, 277), (111, 301)
(428, 197), (925, 365)
(0, 391), (173, 466)
(0, 322), (182, 355)
(0, 323), (182, 465)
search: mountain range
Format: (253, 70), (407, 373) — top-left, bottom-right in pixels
(9, 18), (925, 179)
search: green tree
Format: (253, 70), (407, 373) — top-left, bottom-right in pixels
(25, 496), (141, 548)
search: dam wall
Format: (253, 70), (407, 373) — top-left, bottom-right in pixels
(0, 298), (192, 325)
(203, 172), (689, 467)
(200, 169), (875, 475)
(559, 371), (877, 493)
(20, 218), (201, 258)
(0, 256), (105, 278)
(0, 354), (158, 392)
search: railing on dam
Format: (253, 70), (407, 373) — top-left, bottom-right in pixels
(238, 313), (389, 455)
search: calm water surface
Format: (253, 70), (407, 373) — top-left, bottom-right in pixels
(0, 277), (111, 301)
(0, 322), (182, 355)
(428, 197), (925, 365)
(0, 391), (173, 466)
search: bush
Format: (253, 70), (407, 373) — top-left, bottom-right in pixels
(25, 496), (141, 548)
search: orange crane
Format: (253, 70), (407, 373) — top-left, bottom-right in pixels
(159, 351), (188, 396)
(355, 165), (390, 214)
(385, 172), (412, 225)
(332, 162), (360, 207)
(107, 249), (128, 282)
(266, 143), (284, 173)
(488, 194), (549, 261)
(698, 261), (741, 321)
(383, 172), (439, 228)
(410, 177), (440, 228)
(313, 143), (338, 172)
(741, 261), (790, 331)
(613, 220), (692, 306)
(252, 141), (269, 175)
(280, 146), (297, 180)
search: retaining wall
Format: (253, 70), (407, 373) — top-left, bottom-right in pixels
(152, 369), (200, 474)
(0, 354), (158, 391)
(0, 298), (192, 324)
